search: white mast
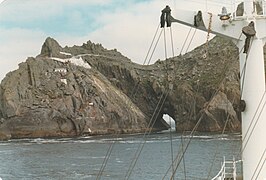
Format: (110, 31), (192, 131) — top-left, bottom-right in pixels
(168, 0), (266, 179)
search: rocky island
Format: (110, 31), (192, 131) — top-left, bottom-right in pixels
(0, 37), (265, 140)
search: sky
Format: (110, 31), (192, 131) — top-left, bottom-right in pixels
(0, 0), (235, 81)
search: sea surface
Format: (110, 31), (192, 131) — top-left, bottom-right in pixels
(0, 131), (241, 180)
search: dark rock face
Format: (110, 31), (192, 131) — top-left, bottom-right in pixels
(84, 37), (243, 133)
(0, 37), (265, 140)
(0, 41), (149, 140)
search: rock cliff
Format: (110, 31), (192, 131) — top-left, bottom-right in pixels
(0, 37), (265, 140)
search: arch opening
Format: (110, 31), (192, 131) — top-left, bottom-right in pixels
(163, 114), (176, 131)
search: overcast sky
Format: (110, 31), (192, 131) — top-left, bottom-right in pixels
(0, 0), (235, 81)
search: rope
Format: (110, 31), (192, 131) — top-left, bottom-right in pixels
(203, 12), (213, 59)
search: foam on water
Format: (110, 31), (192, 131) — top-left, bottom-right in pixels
(0, 132), (242, 179)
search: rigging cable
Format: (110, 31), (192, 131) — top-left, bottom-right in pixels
(207, 33), (243, 180)
(163, 27), (168, 59)
(143, 23), (161, 65)
(162, 26), (202, 180)
(181, 132), (187, 180)
(124, 29), (165, 179)
(147, 29), (164, 65)
(126, 59), (171, 180)
(238, 38), (264, 154)
(165, 25), (190, 179)
(168, 114), (205, 180)
(96, 140), (116, 180)
(251, 148), (266, 180)
(125, 22), (178, 179)
(236, 40), (266, 159)
(165, 26), (175, 180)
(125, 24), (176, 180)
(162, 132), (186, 180)
(170, 27), (175, 57)
(96, 24), (163, 180)
(237, 91), (266, 159)
(130, 24), (163, 99)
(125, 89), (171, 180)
(169, 115), (175, 180)
(185, 29), (197, 54)
(232, 40), (266, 178)
(130, 28), (164, 108)
(179, 27), (193, 55)
(205, 105), (234, 179)
(162, 33), (244, 180)
(168, 26), (177, 179)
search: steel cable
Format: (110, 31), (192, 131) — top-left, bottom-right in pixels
(163, 32), (244, 179)
(96, 24), (163, 180)
(125, 89), (171, 180)
(179, 27), (193, 55)
(251, 148), (266, 180)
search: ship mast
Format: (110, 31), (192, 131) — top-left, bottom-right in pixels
(166, 0), (266, 179)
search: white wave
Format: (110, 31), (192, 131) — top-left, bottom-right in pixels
(90, 156), (105, 159)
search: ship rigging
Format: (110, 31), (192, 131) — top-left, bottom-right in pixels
(96, 1), (266, 179)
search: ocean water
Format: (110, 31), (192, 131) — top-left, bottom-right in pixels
(0, 132), (241, 180)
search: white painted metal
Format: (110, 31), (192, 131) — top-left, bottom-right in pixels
(244, 0), (254, 16)
(238, 2), (266, 180)
(171, 1), (266, 179)
(170, 10), (246, 40)
(239, 37), (266, 180)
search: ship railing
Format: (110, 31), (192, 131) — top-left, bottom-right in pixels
(211, 157), (241, 180)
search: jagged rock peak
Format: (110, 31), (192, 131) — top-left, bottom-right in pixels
(38, 37), (131, 62)
(40, 37), (62, 57)
(81, 40), (104, 51)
